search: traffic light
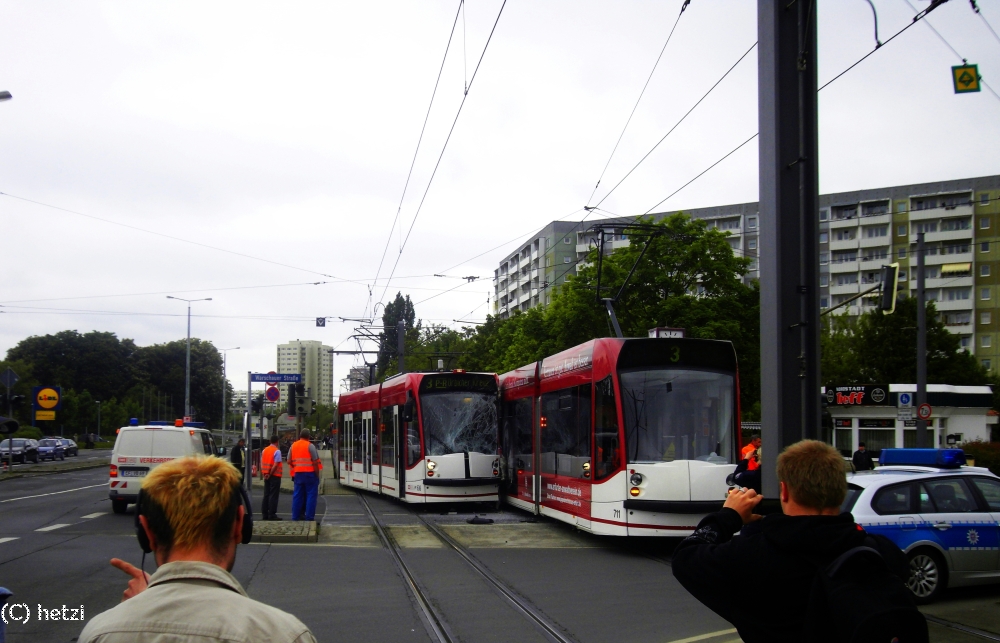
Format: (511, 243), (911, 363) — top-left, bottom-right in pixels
(287, 384), (296, 416)
(879, 263), (900, 314)
(250, 394), (264, 413)
(295, 383), (308, 417)
(8, 394), (25, 407)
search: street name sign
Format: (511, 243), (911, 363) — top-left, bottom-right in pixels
(250, 373), (301, 383)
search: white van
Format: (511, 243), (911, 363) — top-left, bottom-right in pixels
(108, 419), (223, 514)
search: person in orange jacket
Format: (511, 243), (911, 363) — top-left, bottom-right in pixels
(259, 435), (283, 521)
(288, 430), (322, 522)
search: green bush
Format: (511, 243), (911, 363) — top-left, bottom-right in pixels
(962, 439), (1000, 476)
(12, 426), (42, 440)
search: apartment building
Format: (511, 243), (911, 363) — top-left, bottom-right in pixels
(275, 339), (334, 407)
(494, 175), (1000, 369)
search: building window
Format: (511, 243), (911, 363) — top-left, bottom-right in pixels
(961, 336), (971, 349)
(946, 288), (970, 301)
(983, 265), (991, 277)
(983, 312), (993, 325)
(983, 287), (992, 300)
(981, 217), (991, 229)
(834, 229), (855, 241)
(897, 225), (907, 236)
(864, 226), (888, 238)
(837, 274), (859, 286)
(563, 257), (570, 263)
(748, 216), (757, 229)
(820, 297), (829, 308)
(982, 193), (991, 206)
(899, 270), (907, 281)
(898, 248), (906, 259)
(982, 242), (990, 253)
(819, 209), (828, 221)
(563, 237), (571, 244)
(915, 221), (938, 234)
(941, 218), (971, 231)
(820, 275), (828, 287)
(982, 335), (992, 348)
(748, 239), (757, 250)
(819, 232), (828, 243)
(984, 359), (992, 369)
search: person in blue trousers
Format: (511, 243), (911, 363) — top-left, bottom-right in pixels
(289, 430), (322, 522)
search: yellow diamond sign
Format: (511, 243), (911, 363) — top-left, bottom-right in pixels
(952, 64), (981, 94)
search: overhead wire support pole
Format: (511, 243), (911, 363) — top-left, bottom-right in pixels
(758, 0), (820, 502)
(916, 232), (928, 448)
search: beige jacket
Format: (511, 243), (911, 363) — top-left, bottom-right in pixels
(79, 561), (316, 643)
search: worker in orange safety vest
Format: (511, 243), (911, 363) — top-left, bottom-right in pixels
(258, 435), (283, 521)
(289, 430), (323, 521)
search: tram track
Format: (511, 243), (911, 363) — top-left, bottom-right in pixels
(357, 492), (581, 643)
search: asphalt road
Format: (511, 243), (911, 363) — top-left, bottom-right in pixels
(1, 469), (996, 643)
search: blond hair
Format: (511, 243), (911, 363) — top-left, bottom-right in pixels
(776, 440), (847, 510)
(141, 456), (242, 555)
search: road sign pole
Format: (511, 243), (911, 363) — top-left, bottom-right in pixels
(917, 232), (929, 448)
(246, 372), (252, 493)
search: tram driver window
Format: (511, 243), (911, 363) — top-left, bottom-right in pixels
(594, 376), (619, 480)
(352, 412), (364, 464)
(620, 369), (734, 464)
(380, 407), (396, 468)
(540, 385), (592, 479)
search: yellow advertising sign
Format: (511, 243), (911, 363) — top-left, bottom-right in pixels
(36, 387), (60, 410)
(35, 410), (56, 421)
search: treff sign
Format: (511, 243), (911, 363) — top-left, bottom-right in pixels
(827, 385), (890, 406)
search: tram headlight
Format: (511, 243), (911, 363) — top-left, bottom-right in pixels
(426, 460), (437, 471)
(629, 473), (643, 486)
(629, 487), (641, 497)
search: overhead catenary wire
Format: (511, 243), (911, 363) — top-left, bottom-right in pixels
(0, 191), (340, 279)
(900, 0), (1000, 103)
(970, 0), (1000, 48)
(377, 0), (507, 307)
(369, 0), (465, 319)
(585, 0), (692, 207)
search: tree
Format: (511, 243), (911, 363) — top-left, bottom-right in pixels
(821, 296), (995, 388)
(377, 292), (419, 378)
(133, 339), (224, 426)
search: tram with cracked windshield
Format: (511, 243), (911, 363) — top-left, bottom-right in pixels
(337, 370), (501, 503)
(500, 336), (740, 536)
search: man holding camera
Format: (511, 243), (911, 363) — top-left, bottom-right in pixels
(79, 456), (316, 643)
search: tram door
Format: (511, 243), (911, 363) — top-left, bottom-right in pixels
(379, 405), (398, 496)
(351, 412), (364, 486)
(340, 414), (351, 483)
(362, 411), (375, 491)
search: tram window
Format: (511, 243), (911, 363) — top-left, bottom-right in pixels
(380, 407), (396, 467)
(540, 384), (591, 478)
(422, 391), (499, 456)
(594, 376), (619, 480)
(352, 412), (363, 463)
(620, 369), (734, 464)
(504, 398), (533, 470)
(404, 402), (421, 467)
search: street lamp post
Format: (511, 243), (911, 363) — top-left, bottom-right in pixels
(166, 296), (212, 419)
(95, 401), (101, 442)
(220, 347), (239, 448)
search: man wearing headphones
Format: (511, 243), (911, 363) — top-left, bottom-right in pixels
(79, 456), (316, 643)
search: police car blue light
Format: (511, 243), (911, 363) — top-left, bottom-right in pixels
(878, 448), (966, 468)
(844, 450), (1000, 603)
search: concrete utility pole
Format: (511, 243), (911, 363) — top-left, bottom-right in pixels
(220, 347), (239, 447)
(397, 319), (406, 375)
(166, 296), (212, 419)
(758, 0), (820, 500)
(916, 232), (928, 447)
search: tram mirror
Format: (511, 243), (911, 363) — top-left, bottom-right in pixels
(402, 399), (415, 423)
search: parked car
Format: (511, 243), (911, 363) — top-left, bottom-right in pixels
(0, 439), (40, 464)
(36, 439), (65, 461)
(58, 438), (79, 456)
(845, 448), (1000, 603)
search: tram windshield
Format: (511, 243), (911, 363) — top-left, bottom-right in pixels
(421, 391), (498, 456)
(620, 368), (734, 464)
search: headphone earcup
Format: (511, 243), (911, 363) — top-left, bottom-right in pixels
(134, 490), (152, 554)
(239, 486), (254, 545)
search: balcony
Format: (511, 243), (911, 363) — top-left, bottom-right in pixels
(859, 236), (890, 249)
(913, 228), (973, 245)
(909, 203), (974, 222)
(859, 258), (890, 271)
(926, 252), (972, 266)
(934, 298), (974, 311)
(829, 238), (859, 251)
(830, 283), (861, 296)
(927, 276), (973, 289)
(829, 260), (859, 273)
(859, 212), (892, 225)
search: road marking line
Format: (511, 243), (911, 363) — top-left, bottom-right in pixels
(0, 483), (105, 504)
(35, 524), (71, 532)
(80, 512), (107, 519)
(0, 537), (19, 544)
(663, 630), (739, 643)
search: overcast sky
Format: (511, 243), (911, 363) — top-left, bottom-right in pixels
(1, 0), (998, 401)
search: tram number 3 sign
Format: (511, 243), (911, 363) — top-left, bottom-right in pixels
(917, 403), (932, 421)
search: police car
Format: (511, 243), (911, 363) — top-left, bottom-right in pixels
(844, 448), (1000, 603)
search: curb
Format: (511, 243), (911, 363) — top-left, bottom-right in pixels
(252, 520), (318, 543)
(0, 461), (107, 480)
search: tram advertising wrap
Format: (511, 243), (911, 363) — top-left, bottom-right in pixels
(337, 371), (501, 504)
(500, 338), (740, 536)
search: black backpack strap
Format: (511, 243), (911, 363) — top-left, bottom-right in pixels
(825, 546), (886, 577)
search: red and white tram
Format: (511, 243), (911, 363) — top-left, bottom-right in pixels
(500, 337), (740, 536)
(337, 371), (501, 503)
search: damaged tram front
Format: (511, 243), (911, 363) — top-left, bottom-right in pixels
(337, 371), (501, 503)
